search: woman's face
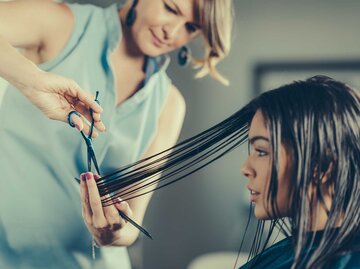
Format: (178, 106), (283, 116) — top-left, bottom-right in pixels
(241, 110), (292, 220)
(129, 0), (201, 56)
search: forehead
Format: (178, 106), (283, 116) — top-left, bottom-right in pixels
(249, 110), (269, 139)
(172, 0), (202, 24)
(171, 0), (196, 12)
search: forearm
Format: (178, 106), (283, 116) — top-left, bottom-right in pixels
(0, 35), (42, 93)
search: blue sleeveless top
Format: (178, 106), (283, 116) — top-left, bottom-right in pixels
(0, 3), (170, 269)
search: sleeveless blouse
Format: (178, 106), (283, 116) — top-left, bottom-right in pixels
(0, 3), (170, 269)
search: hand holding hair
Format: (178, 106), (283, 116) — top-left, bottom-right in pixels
(80, 172), (134, 246)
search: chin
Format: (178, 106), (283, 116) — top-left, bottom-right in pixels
(136, 45), (161, 57)
(135, 38), (165, 57)
(254, 206), (271, 220)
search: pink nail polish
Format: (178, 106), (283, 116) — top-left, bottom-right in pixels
(94, 174), (101, 181)
(85, 172), (92, 180)
(80, 173), (86, 181)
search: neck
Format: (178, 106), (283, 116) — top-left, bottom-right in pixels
(308, 191), (342, 231)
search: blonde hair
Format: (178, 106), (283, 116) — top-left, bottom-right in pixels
(193, 0), (234, 86)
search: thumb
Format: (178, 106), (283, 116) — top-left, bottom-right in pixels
(115, 199), (133, 219)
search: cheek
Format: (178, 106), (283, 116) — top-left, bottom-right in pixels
(259, 160), (272, 195)
(137, 1), (171, 28)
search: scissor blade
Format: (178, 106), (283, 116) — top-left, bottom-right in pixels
(91, 152), (101, 175)
(87, 147), (92, 172)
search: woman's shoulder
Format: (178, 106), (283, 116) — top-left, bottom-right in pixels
(165, 84), (186, 115)
(329, 251), (360, 269)
(239, 237), (294, 269)
(155, 84), (186, 139)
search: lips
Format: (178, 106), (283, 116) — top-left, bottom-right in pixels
(247, 186), (260, 202)
(150, 30), (166, 48)
(250, 190), (260, 195)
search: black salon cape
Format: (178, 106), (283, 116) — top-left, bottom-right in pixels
(239, 230), (360, 269)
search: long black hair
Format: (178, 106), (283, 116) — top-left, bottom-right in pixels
(96, 75), (360, 268)
(245, 75), (360, 268)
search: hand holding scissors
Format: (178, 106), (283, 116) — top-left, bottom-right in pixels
(70, 92), (152, 248)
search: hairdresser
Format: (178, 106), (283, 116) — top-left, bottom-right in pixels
(0, 0), (234, 268)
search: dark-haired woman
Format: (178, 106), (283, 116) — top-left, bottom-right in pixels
(240, 76), (360, 268)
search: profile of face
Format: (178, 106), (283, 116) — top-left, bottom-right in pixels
(241, 110), (292, 220)
(129, 0), (201, 56)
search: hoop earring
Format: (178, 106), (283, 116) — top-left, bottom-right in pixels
(125, 0), (138, 27)
(177, 46), (191, 67)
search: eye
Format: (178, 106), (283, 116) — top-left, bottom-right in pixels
(249, 145), (268, 157)
(164, 2), (177, 14)
(185, 23), (198, 33)
(255, 149), (268, 157)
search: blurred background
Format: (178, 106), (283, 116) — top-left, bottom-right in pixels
(1, 0), (360, 268)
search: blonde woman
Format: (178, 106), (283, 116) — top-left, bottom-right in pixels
(0, 0), (234, 268)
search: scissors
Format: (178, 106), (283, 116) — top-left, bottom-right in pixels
(81, 91), (101, 175)
(71, 91), (152, 240)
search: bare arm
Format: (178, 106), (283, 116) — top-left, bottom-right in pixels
(0, 0), (105, 134)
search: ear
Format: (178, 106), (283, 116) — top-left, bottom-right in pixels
(308, 162), (334, 216)
(320, 161), (334, 184)
(312, 161), (334, 186)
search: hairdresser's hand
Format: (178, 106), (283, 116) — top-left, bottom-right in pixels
(80, 172), (132, 246)
(19, 71), (106, 137)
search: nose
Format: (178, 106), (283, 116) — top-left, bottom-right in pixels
(163, 20), (184, 40)
(241, 157), (254, 179)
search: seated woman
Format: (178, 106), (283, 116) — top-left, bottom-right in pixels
(238, 75), (360, 268)
(81, 75), (360, 268)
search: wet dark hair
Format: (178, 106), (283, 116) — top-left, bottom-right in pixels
(243, 75), (360, 268)
(96, 75), (360, 268)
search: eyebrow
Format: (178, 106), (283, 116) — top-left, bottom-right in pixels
(249, 136), (270, 145)
(170, 0), (183, 16)
(170, 0), (201, 27)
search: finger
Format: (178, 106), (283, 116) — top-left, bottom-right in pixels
(72, 117), (98, 139)
(70, 115), (99, 138)
(76, 89), (103, 114)
(103, 198), (125, 229)
(73, 102), (103, 125)
(92, 117), (106, 133)
(80, 173), (93, 225)
(82, 124), (99, 139)
(92, 175), (123, 228)
(114, 199), (133, 221)
(85, 172), (107, 228)
(70, 112), (84, 132)
(73, 103), (106, 132)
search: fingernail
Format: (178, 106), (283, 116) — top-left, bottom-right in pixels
(85, 172), (93, 180)
(80, 173), (86, 181)
(94, 174), (101, 181)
